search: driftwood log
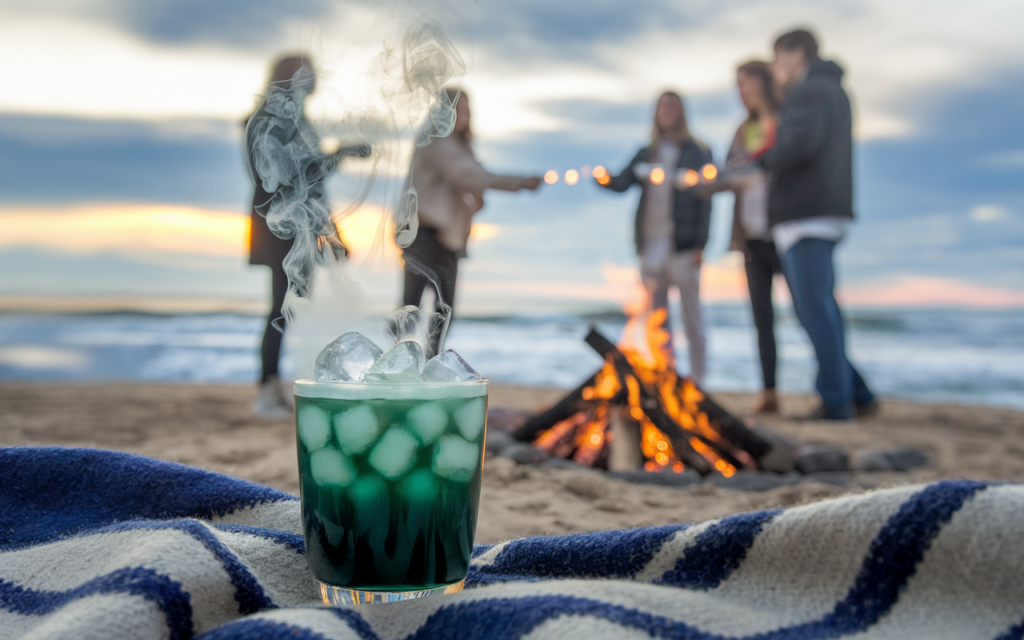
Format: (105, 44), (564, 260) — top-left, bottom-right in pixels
(512, 374), (597, 442)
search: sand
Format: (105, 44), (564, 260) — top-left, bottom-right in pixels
(2, 381), (1023, 543)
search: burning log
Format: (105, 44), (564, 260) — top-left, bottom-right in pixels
(582, 329), (714, 475)
(518, 314), (790, 479)
(513, 374), (598, 442)
(585, 327), (777, 472)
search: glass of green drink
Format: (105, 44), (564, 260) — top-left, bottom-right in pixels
(294, 377), (487, 605)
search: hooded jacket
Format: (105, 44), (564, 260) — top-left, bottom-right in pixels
(760, 59), (854, 226)
(602, 138), (713, 254)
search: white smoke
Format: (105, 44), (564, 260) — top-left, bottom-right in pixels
(245, 20), (465, 378)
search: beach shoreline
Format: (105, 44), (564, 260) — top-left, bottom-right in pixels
(2, 381), (1022, 543)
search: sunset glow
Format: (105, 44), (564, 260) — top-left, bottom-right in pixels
(0, 204), (250, 257)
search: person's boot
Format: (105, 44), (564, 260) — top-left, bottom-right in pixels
(751, 389), (779, 414)
(253, 375), (292, 418)
(855, 399), (881, 419)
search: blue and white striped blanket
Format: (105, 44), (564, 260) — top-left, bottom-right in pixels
(1, 447), (1022, 639)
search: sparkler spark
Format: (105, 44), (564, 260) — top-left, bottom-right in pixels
(701, 164), (718, 181)
(650, 167), (665, 185)
(683, 169), (699, 187)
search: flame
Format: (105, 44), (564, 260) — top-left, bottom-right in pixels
(593, 165), (610, 186)
(572, 405), (609, 466)
(683, 169), (699, 187)
(564, 169), (580, 186)
(701, 164), (718, 181)
(649, 167), (665, 185)
(544, 170), (559, 185)
(532, 278), (740, 477)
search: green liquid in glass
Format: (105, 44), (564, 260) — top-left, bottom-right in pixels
(294, 383), (486, 592)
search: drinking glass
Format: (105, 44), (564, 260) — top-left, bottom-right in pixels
(294, 379), (487, 604)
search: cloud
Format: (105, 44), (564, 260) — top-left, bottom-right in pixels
(0, 114), (251, 209)
(108, 0), (332, 48)
(978, 149), (1024, 169)
(970, 204), (1010, 223)
(7, 0), (1024, 144)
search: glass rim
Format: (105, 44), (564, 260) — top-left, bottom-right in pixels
(293, 378), (488, 400)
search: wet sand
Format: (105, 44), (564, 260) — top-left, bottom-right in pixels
(2, 382), (1022, 543)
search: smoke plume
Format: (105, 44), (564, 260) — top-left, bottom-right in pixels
(245, 19), (465, 377)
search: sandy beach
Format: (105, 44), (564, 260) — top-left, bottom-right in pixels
(2, 381), (1022, 544)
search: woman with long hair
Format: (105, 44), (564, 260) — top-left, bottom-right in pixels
(246, 54), (367, 416)
(724, 60), (783, 413)
(402, 87), (541, 320)
(598, 91), (713, 383)
(247, 54), (314, 417)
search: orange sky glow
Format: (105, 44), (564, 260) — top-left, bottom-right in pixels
(2, 203), (1023, 310)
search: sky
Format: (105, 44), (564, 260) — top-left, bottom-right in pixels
(1, 0), (1023, 315)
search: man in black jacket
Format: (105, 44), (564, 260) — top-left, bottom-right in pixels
(760, 29), (876, 420)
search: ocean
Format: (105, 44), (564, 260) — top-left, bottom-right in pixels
(1, 305), (1023, 410)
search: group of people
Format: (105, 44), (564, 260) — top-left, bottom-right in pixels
(249, 28), (876, 423)
(598, 29), (876, 420)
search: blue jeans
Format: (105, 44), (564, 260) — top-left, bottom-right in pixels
(780, 238), (874, 414)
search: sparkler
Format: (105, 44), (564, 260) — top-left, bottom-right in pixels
(539, 162), (729, 190)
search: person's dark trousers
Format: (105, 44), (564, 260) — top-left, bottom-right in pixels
(259, 261), (289, 383)
(402, 226), (460, 317)
(780, 238), (874, 417)
(744, 239), (782, 391)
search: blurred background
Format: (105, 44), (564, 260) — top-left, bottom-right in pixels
(1, 0), (1022, 408)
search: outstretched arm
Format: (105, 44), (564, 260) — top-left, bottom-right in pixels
(599, 148), (646, 193)
(435, 143), (538, 192)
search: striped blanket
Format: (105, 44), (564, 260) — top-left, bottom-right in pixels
(1, 447), (1022, 639)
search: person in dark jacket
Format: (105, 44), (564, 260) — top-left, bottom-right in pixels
(598, 91), (713, 383)
(246, 54), (361, 417)
(760, 29), (876, 420)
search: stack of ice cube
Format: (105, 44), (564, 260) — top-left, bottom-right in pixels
(314, 332), (482, 384)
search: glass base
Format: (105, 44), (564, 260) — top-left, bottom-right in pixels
(317, 579), (465, 605)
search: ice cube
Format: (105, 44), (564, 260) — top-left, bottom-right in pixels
(431, 435), (480, 482)
(453, 397), (486, 442)
(367, 427), (419, 480)
(405, 402), (448, 445)
(363, 341), (426, 383)
(420, 349), (482, 383)
(399, 467), (438, 502)
(314, 332), (383, 382)
(348, 474), (389, 538)
(332, 404), (381, 455)
(309, 449), (357, 487)
(297, 404), (332, 451)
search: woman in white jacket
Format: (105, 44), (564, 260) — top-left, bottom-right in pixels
(402, 88), (541, 317)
